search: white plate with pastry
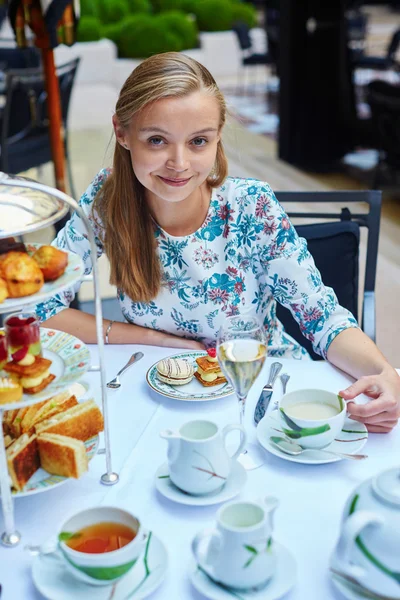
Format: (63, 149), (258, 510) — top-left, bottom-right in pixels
(0, 328), (90, 410)
(0, 243), (84, 312)
(146, 351), (233, 402)
(3, 395), (104, 496)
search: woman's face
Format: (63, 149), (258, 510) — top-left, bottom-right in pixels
(114, 91), (221, 203)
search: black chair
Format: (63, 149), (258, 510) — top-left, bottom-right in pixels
(274, 191), (381, 360)
(232, 22), (271, 93)
(0, 57), (80, 208)
(366, 80), (400, 188)
(352, 28), (400, 72)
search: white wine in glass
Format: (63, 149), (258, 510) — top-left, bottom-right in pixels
(217, 315), (267, 469)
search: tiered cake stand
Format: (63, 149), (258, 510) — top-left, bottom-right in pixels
(0, 172), (119, 547)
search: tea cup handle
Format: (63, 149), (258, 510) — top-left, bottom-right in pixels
(222, 424), (247, 460)
(192, 528), (223, 570)
(333, 511), (384, 580)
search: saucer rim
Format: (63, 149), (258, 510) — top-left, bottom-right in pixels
(31, 532), (168, 600)
(256, 413), (368, 465)
(189, 540), (297, 600)
(155, 459), (247, 506)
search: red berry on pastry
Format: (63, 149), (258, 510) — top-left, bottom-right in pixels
(207, 348), (217, 358)
(11, 346), (29, 362)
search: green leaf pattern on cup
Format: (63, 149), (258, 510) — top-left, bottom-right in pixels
(61, 551), (138, 581)
(279, 408), (331, 439)
(126, 531), (154, 599)
(243, 537), (273, 568)
(58, 532), (81, 542)
(349, 494), (400, 585)
(197, 565), (247, 600)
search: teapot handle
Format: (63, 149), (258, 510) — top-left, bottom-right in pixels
(222, 424), (247, 460)
(192, 528), (223, 572)
(333, 511), (384, 580)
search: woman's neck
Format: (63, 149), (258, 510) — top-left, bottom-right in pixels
(146, 182), (212, 237)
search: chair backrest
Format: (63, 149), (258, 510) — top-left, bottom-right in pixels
(274, 190), (381, 360)
(232, 22), (253, 51)
(0, 57), (80, 169)
(387, 27), (400, 61)
(367, 80), (400, 167)
(0, 45), (40, 70)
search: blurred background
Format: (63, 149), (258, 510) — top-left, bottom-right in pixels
(0, 0), (399, 363)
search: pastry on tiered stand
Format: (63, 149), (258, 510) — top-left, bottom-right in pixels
(0, 378), (22, 405)
(0, 252), (44, 298)
(32, 246), (68, 281)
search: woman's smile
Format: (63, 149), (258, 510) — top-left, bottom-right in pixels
(157, 175), (193, 187)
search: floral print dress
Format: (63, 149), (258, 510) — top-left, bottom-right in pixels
(35, 169), (359, 359)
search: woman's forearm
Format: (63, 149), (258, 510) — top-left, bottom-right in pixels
(326, 327), (393, 379)
(43, 309), (203, 348)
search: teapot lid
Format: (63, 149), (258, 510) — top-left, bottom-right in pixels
(372, 468), (400, 506)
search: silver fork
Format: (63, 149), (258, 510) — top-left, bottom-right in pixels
(106, 352), (144, 389)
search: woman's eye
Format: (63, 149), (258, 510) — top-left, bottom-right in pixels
(149, 137), (165, 146)
(191, 137), (207, 147)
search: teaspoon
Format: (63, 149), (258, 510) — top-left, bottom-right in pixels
(270, 436), (368, 461)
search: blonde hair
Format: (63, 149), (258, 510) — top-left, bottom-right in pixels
(95, 52), (228, 304)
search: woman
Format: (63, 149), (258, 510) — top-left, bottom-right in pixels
(36, 53), (399, 433)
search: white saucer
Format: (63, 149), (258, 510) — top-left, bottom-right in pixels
(257, 411), (368, 465)
(189, 541), (296, 600)
(31, 532), (167, 600)
(155, 460), (247, 506)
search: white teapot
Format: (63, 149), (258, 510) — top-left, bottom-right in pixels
(331, 467), (400, 599)
(160, 419), (246, 495)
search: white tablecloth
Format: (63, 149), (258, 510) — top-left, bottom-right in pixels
(1, 345), (399, 600)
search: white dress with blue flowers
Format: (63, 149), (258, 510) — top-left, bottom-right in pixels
(35, 169), (359, 359)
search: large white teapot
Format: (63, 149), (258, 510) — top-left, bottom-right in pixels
(332, 467), (400, 599)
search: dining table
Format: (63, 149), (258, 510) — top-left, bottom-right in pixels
(0, 343), (399, 600)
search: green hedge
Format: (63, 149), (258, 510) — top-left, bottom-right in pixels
(157, 11), (198, 51)
(232, 2), (257, 28)
(77, 0), (258, 56)
(96, 0), (130, 23)
(118, 14), (182, 57)
(76, 16), (102, 42)
(80, 0), (98, 18)
(192, 0), (234, 32)
(125, 0), (152, 13)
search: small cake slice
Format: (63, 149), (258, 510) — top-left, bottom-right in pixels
(4, 356), (55, 394)
(0, 377), (23, 404)
(156, 357), (194, 386)
(194, 348), (227, 387)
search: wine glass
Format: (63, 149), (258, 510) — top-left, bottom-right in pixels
(217, 313), (267, 470)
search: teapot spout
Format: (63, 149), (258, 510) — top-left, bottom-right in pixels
(159, 429), (181, 464)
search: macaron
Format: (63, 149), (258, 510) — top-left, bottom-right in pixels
(156, 358), (195, 386)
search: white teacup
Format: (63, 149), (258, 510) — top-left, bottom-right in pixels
(56, 506), (148, 586)
(278, 388), (346, 449)
(192, 497), (279, 590)
(160, 419), (246, 495)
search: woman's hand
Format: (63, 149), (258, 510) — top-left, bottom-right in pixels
(339, 367), (400, 433)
